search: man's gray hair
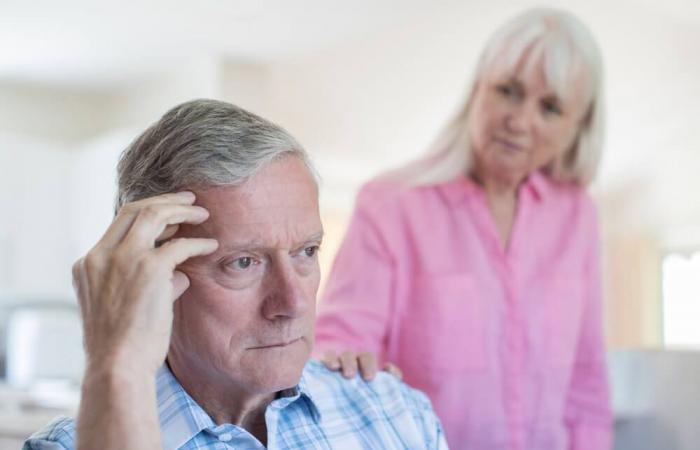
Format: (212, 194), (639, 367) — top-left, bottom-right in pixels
(116, 99), (316, 212)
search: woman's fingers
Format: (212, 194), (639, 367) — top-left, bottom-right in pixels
(383, 362), (403, 380)
(339, 351), (358, 379)
(320, 350), (383, 381)
(357, 352), (378, 381)
(320, 350), (341, 370)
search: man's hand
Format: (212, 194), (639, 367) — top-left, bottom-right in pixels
(73, 191), (218, 376)
(74, 191), (218, 450)
(320, 350), (403, 381)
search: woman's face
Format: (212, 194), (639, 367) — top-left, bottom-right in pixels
(468, 59), (589, 186)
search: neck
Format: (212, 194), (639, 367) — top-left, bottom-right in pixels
(167, 357), (274, 445)
(470, 169), (523, 249)
(470, 168), (521, 201)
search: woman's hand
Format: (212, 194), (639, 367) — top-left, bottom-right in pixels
(320, 350), (403, 381)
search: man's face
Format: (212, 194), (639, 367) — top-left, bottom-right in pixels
(169, 156), (322, 394)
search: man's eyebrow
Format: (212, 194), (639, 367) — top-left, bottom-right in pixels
(218, 231), (324, 253)
(219, 239), (264, 253)
(291, 231), (326, 249)
(306, 231), (324, 243)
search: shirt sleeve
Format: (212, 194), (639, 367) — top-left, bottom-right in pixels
(23, 417), (76, 450)
(564, 199), (613, 450)
(23, 440), (71, 450)
(314, 182), (398, 361)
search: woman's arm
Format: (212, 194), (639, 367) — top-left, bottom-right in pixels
(564, 202), (613, 450)
(315, 183), (399, 378)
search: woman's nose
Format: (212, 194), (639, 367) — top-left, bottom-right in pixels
(505, 102), (536, 134)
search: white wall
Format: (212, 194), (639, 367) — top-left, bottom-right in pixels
(264, 2), (700, 228)
(0, 2), (698, 343)
(0, 133), (73, 299)
(0, 60), (270, 300)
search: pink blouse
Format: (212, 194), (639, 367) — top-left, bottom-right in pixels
(315, 172), (612, 450)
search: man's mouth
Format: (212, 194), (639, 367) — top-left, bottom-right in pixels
(249, 337), (302, 349)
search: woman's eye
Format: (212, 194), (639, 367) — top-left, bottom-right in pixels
(497, 85), (514, 97)
(232, 257), (253, 270)
(542, 100), (562, 115)
(497, 84), (520, 99)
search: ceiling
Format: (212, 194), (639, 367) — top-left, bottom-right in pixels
(1, 0), (698, 88)
(0, 0), (451, 87)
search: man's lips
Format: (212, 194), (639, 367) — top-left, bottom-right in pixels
(249, 337), (302, 349)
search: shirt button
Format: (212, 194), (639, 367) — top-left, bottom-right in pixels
(218, 433), (233, 442)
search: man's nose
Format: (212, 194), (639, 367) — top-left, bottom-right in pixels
(261, 259), (310, 320)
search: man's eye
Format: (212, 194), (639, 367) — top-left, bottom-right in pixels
(232, 257), (253, 270)
(303, 246), (319, 257)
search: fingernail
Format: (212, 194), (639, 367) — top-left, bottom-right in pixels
(178, 191), (195, 198)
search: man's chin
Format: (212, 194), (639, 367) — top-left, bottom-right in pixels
(245, 344), (310, 391)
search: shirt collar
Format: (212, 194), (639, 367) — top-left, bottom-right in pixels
(294, 362), (323, 422)
(156, 364), (215, 450)
(155, 361), (323, 450)
(438, 170), (550, 205)
(524, 170), (549, 201)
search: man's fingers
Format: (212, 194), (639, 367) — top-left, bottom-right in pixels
(357, 352), (378, 381)
(320, 350), (341, 370)
(156, 224), (180, 246)
(98, 191), (196, 249)
(383, 362), (403, 380)
(339, 351), (358, 379)
(155, 237), (219, 269)
(171, 270), (191, 301)
(123, 203), (210, 250)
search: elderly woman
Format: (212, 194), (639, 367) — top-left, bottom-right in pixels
(314, 8), (612, 450)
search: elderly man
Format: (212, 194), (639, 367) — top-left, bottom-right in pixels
(24, 99), (447, 450)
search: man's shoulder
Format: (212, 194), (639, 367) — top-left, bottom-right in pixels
(23, 416), (76, 449)
(302, 359), (435, 421)
(301, 360), (445, 448)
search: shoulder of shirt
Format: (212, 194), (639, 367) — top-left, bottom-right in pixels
(303, 359), (435, 416)
(537, 176), (597, 210)
(354, 178), (434, 217)
(540, 175), (593, 202)
(24, 416), (76, 449)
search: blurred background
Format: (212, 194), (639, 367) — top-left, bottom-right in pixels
(0, 0), (698, 448)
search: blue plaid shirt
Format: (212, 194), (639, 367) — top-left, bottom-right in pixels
(24, 359), (448, 449)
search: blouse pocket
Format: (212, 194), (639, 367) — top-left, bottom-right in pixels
(542, 274), (585, 368)
(397, 273), (486, 378)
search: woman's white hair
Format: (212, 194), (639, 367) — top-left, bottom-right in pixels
(386, 7), (604, 186)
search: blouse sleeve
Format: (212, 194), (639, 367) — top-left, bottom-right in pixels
(564, 198), (614, 450)
(314, 182), (398, 361)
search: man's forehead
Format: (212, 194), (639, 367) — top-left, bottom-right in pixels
(186, 159), (321, 248)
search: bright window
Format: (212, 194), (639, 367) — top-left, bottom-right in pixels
(662, 251), (700, 348)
